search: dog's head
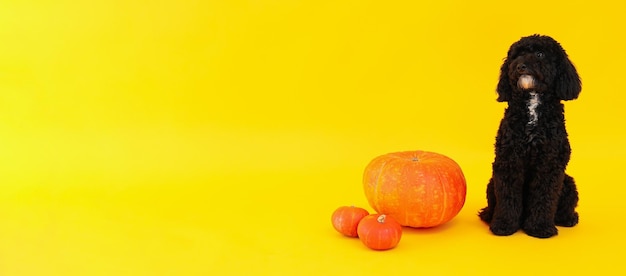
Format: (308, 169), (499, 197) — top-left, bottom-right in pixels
(496, 34), (581, 102)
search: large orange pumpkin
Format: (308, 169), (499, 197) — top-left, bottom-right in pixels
(363, 151), (466, 228)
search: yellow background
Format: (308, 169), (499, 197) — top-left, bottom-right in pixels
(1, 0), (624, 275)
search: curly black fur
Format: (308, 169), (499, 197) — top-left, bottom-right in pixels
(478, 34), (581, 238)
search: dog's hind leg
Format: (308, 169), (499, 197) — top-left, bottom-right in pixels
(478, 178), (496, 223)
(555, 174), (579, 227)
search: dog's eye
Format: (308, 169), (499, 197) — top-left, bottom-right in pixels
(536, 51), (545, 58)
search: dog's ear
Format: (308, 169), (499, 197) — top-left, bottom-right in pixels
(496, 58), (512, 102)
(555, 56), (582, 100)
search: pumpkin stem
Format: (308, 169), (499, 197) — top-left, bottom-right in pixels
(377, 214), (386, 223)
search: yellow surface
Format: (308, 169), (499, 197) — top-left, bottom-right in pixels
(1, 0), (624, 275)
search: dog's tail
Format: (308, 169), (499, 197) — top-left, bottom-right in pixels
(478, 179), (495, 223)
(478, 207), (492, 223)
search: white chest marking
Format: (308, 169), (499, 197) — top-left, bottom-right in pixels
(527, 91), (540, 125)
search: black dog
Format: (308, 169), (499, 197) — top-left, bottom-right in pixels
(478, 34), (581, 238)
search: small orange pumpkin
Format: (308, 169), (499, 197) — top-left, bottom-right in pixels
(331, 206), (370, 237)
(363, 151), (466, 228)
(357, 214), (402, 250)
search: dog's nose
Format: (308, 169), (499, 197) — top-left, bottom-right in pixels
(516, 63), (527, 73)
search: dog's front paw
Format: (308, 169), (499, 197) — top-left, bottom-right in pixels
(523, 223), (558, 238)
(555, 212), (579, 227)
(489, 219), (519, 236)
